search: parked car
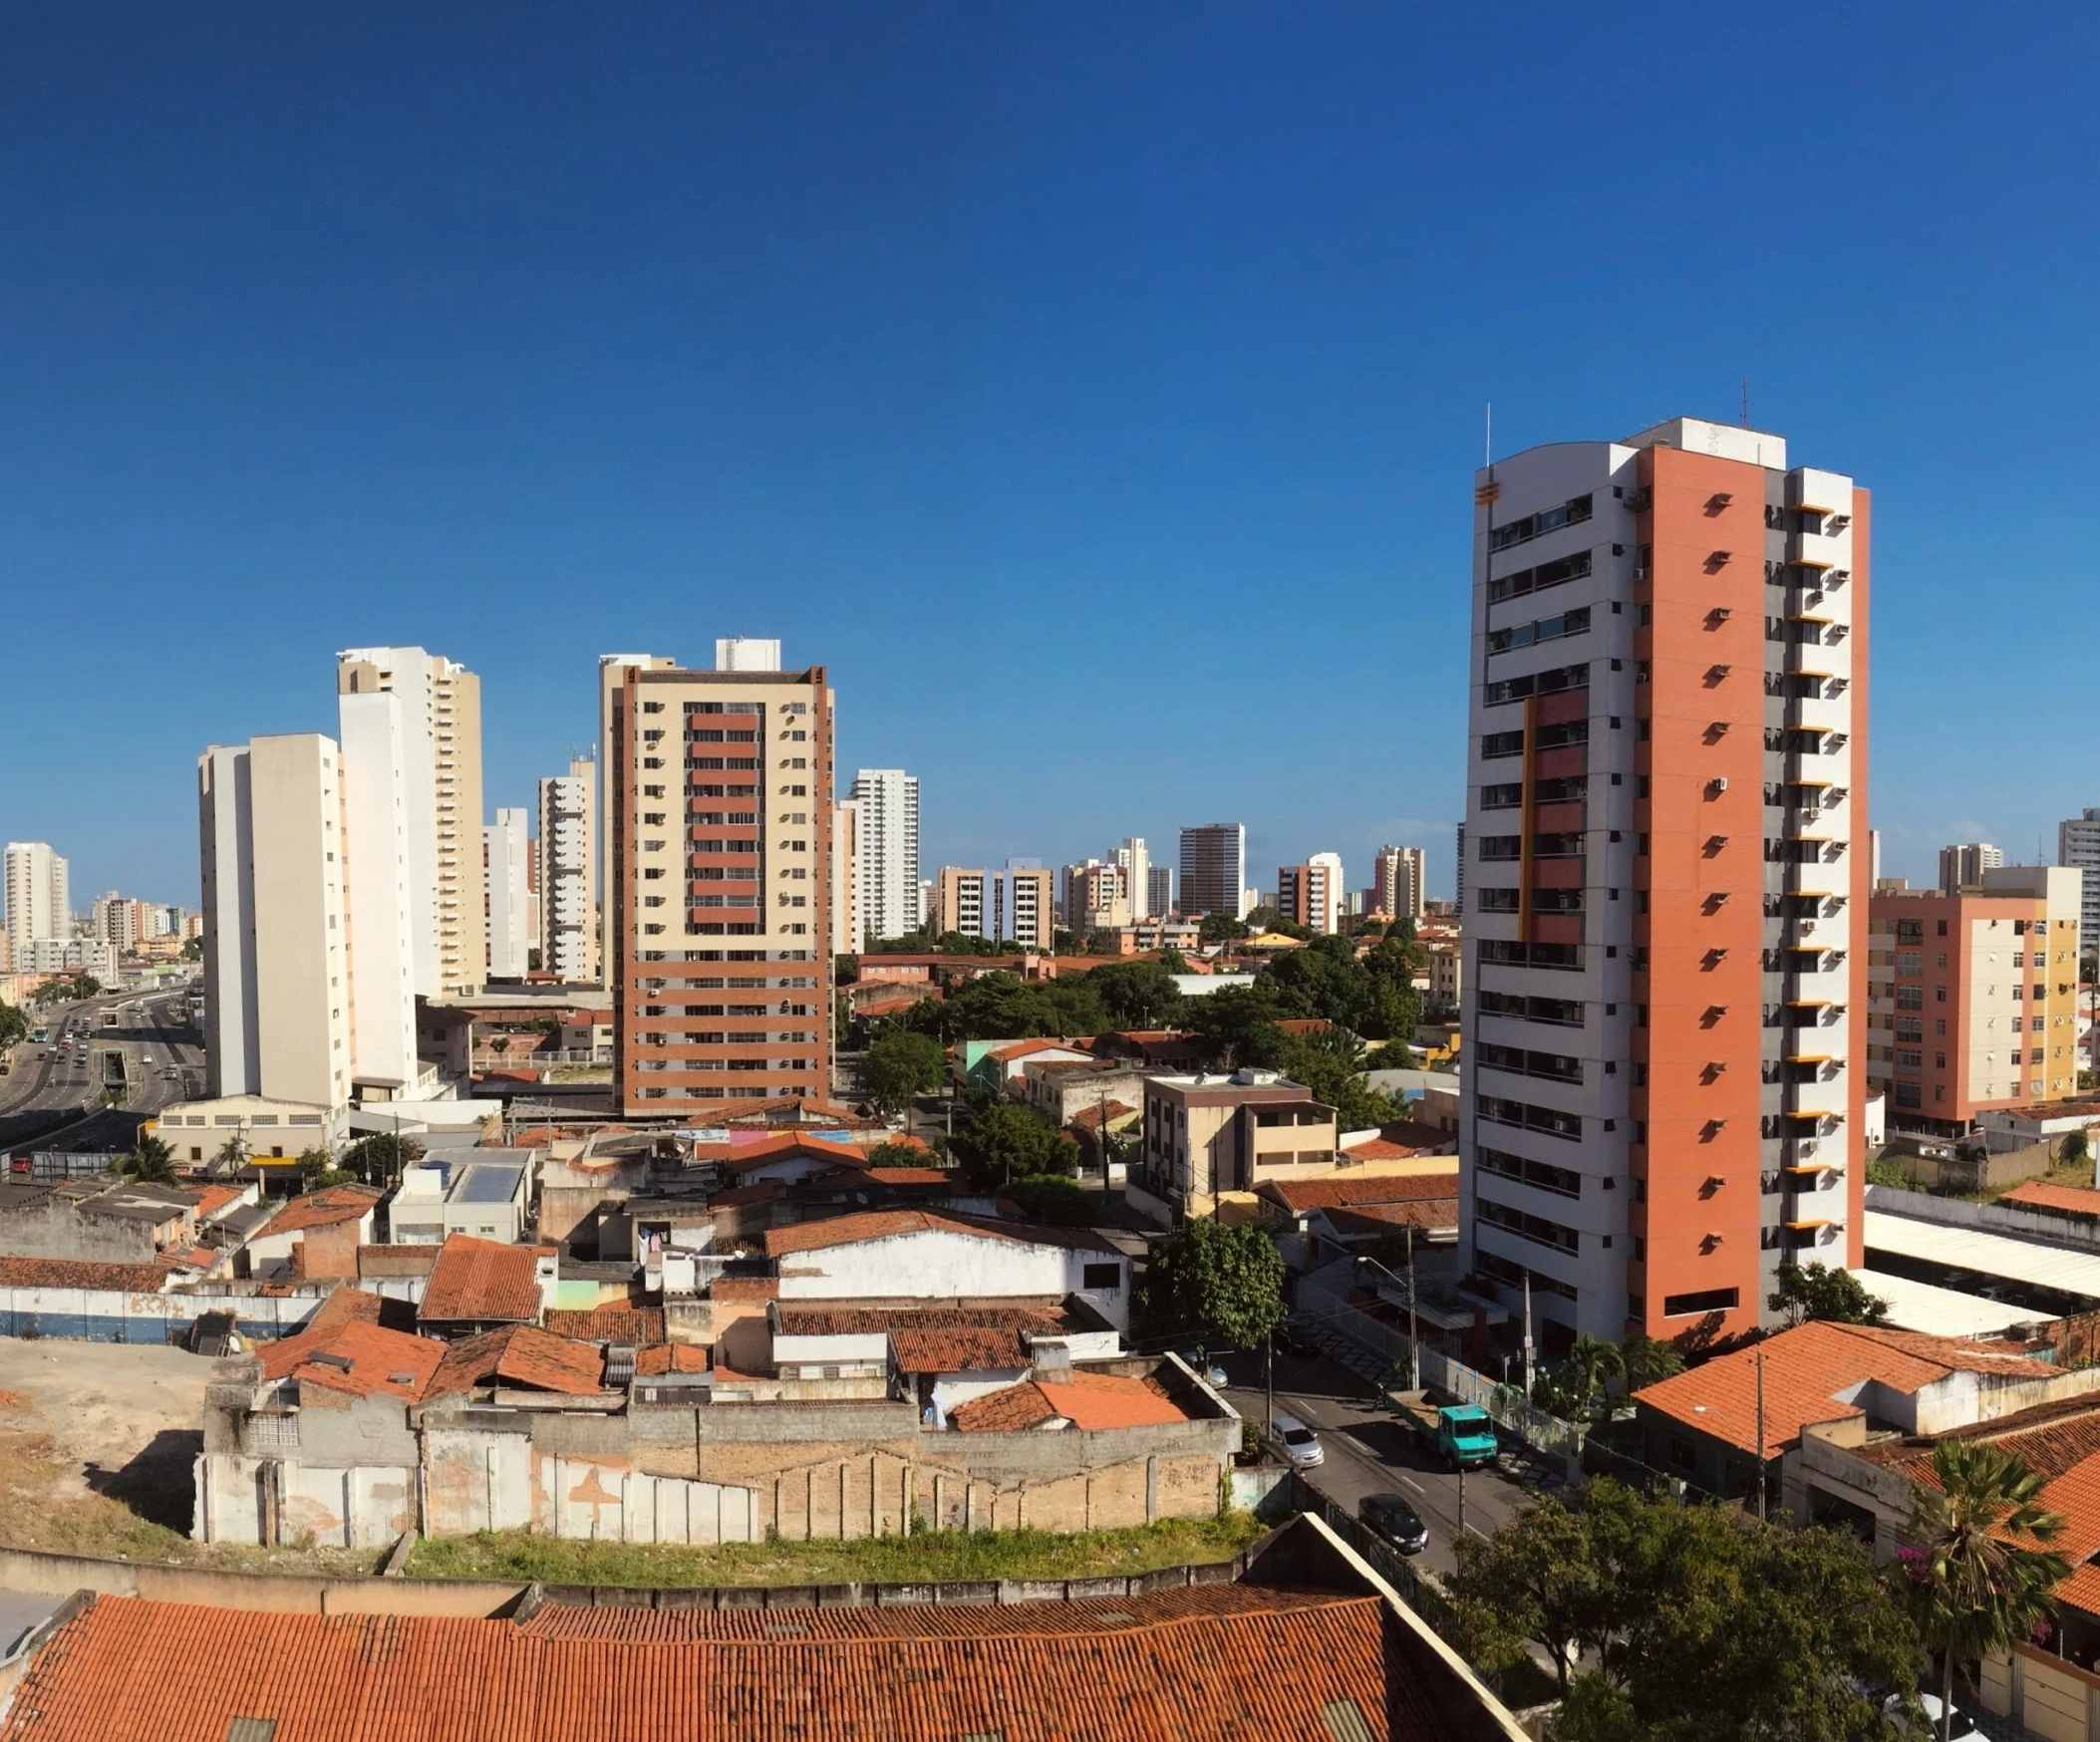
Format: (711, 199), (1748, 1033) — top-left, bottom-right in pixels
(1268, 1413), (1325, 1470)
(1886, 1693), (1975, 1740)
(1180, 1351), (1230, 1388)
(1275, 1323), (1322, 1362)
(1358, 1492), (1429, 1556)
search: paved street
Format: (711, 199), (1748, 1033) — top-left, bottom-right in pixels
(0, 988), (202, 1158)
(1214, 1341), (1537, 1577)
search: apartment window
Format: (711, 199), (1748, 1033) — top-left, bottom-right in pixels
(1487, 606), (1591, 656)
(1895, 919), (1925, 945)
(1478, 991), (1584, 1026)
(1483, 662), (1590, 708)
(1480, 782), (1525, 810)
(1475, 1094), (1581, 1141)
(1662, 1288), (1739, 1318)
(1896, 952), (1922, 976)
(1488, 493), (1593, 556)
(1474, 1193), (1579, 1254)
(1476, 1145), (1582, 1198)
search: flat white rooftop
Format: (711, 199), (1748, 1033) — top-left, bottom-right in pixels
(1857, 1268), (2058, 1341)
(1864, 1209), (2100, 1306)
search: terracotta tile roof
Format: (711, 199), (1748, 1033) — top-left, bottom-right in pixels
(541, 1306), (666, 1344)
(425, 1325), (606, 1399)
(418, 1235), (545, 1324)
(261, 1184), (382, 1235)
(987, 1037), (1086, 1063)
(863, 1166), (950, 1184)
(765, 1208), (1118, 1260)
(1068, 1100), (1136, 1132)
(890, 1327), (1033, 1373)
(2001, 1181), (2100, 1220)
(1323, 1200), (1461, 1237)
(187, 1184), (246, 1219)
(1258, 1174), (1459, 1214)
(951, 1371), (1187, 1433)
(523, 1582), (1354, 1638)
(0, 1593), (1397, 1742)
(357, 1244), (443, 1278)
(1635, 1320), (2057, 1457)
(635, 1343), (711, 1375)
(0, 1255), (174, 1292)
(710, 1277), (779, 1302)
(258, 1288), (388, 1380)
(270, 1322), (447, 1401)
(715, 1134), (883, 1175)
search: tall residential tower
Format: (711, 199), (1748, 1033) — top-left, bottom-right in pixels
(847, 768), (921, 944)
(1460, 417), (1869, 1350)
(607, 649), (833, 1116)
(1177, 824), (1247, 920)
(537, 754), (597, 983)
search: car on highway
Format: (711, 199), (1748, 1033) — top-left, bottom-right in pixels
(1268, 1413), (1325, 1470)
(1358, 1492), (1429, 1556)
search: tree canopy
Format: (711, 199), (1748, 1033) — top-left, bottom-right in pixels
(887, 972), (1109, 1044)
(1196, 913), (1250, 945)
(1769, 1261), (1890, 1327)
(1450, 1480), (1918, 1739)
(0, 1001), (27, 1049)
(124, 1134), (176, 1184)
(1136, 1219), (1287, 1351)
(1081, 959), (1185, 1029)
(340, 1131), (424, 1184)
(861, 1028), (945, 1113)
(948, 1098), (1079, 1188)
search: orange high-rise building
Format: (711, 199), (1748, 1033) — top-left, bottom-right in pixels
(607, 650), (833, 1117)
(1461, 417), (1869, 1350)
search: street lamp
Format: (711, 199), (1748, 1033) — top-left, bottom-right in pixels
(1354, 1233), (1419, 1392)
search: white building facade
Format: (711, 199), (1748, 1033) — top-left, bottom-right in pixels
(4, 842), (69, 948)
(537, 754), (597, 984)
(848, 767), (922, 944)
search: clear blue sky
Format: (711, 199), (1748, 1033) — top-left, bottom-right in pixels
(5, 2), (2096, 909)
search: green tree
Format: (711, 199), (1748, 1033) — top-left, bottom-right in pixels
(951, 1100), (1078, 1187)
(834, 953), (860, 986)
(1447, 1489), (1601, 1695)
(864, 1139), (937, 1170)
(2061, 1129), (2090, 1168)
(1769, 1261), (1890, 1327)
(1619, 1333), (1685, 1392)
(180, 936), (202, 961)
(1004, 1173), (1092, 1226)
(1157, 947), (1190, 975)
(1898, 1440), (2070, 1742)
(1136, 1219), (1286, 1351)
(341, 1131), (424, 1185)
(1274, 1027), (1408, 1133)
(1184, 985), (1287, 1071)
(862, 1029), (946, 1114)
(0, 1001), (27, 1049)
(1557, 1333), (1626, 1421)
(1196, 913), (1251, 945)
(1083, 959), (1185, 1029)
(124, 1134), (176, 1184)
(1456, 1481), (1918, 1734)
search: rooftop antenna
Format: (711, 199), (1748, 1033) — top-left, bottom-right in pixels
(1484, 402), (1493, 469)
(1741, 375), (1750, 429)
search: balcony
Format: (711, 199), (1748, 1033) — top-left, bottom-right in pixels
(1787, 468), (1851, 516)
(1785, 693), (1851, 736)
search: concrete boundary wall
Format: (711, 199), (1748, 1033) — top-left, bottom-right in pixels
(0, 1542), (1250, 1619)
(0, 1287), (337, 1343)
(1867, 1184), (2100, 1252)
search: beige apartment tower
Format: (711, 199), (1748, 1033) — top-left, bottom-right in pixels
(607, 651), (834, 1116)
(198, 734), (353, 1111)
(337, 646), (487, 998)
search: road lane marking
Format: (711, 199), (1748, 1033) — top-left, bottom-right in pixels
(1398, 1474), (1424, 1492)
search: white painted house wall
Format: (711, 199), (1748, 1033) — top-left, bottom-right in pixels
(775, 1228), (1131, 1331)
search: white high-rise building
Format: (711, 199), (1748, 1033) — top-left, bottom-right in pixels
(1147, 864), (1175, 919)
(537, 754), (597, 984)
(336, 687), (419, 1094)
(714, 637), (781, 673)
(1373, 844), (1427, 923)
(337, 646), (487, 997)
(848, 768), (922, 943)
(4, 842), (70, 946)
(485, 807), (532, 980)
(2059, 810), (2100, 965)
(198, 734), (353, 1112)
(1114, 838), (1153, 919)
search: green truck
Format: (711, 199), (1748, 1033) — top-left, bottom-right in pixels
(1387, 1390), (1501, 1470)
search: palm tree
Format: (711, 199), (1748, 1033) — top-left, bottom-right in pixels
(1621, 1332), (1685, 1392)
(1561, 1333), (1625, 1420)
(1900, 1439), (2070, 1742)
(126, 1135), (176, 1184)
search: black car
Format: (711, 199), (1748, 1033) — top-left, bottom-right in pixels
(1358, 1492), (1429, 1556)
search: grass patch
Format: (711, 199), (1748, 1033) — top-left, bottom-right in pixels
(402, 1512), (1266, 1589)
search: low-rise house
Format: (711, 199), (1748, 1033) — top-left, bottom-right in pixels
(0, 1176), (198, 1264)
(416, 1234), (557, 1336)
(962, 1036), (1096, 1096)
(1258, 1174), (1461, 1272)
(388, 1151), (535, 1245)
(5, 1516), (1534, 1742)
(762, 1210), (1133, 1332)
(1019, 1056), (1152, 1126)
(150, 1093), (349, 1164)
(1632, 1318), (2100, 1511)
(240, 1184), (383, 1280)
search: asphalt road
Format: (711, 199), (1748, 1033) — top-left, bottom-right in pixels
(1215, 1341), (1538, 1577)
(0, 987), (203, 1157)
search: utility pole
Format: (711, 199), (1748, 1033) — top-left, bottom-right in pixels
(1405, 1226), (1420, 1392)
(1458, 1460), (1467, 1540)
(1522, 1273), (1535, 1399)
(1265, 1332), (1275, 1438)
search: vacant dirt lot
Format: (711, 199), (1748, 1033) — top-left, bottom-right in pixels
(0, 1338), (216, 1552)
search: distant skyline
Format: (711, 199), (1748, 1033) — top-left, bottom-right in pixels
(8, 5), (2100, 908)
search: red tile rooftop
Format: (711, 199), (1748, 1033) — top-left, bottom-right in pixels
(417, 1235), (547, 1324)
